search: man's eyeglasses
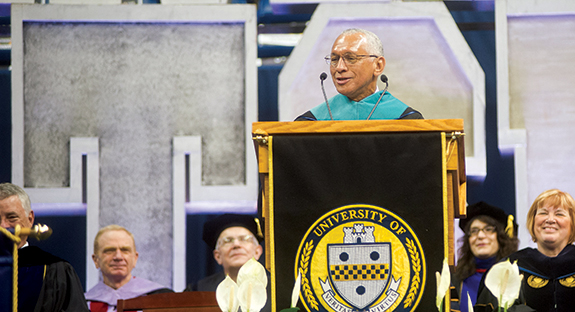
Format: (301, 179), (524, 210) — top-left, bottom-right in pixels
(217, 235), (255, 248)
(468, 226), (496, 237)
(324, 53), (379, 67)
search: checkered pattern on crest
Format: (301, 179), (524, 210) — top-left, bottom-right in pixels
(330, 264), (389, 281)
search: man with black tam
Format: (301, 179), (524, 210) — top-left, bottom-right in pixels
(451, 201), (518, 312)
(186, 213), (265, 290)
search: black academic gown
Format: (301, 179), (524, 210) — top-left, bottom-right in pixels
(475, 245), (575, 312)
(188, 271), (227, 292)
(186, 271), (271, 312)
(19, 246), (89, 312)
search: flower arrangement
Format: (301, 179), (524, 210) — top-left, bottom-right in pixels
(280, 270), (302, 312)
(484, 260), (523, 312)
(435, 258), (450, 312)
(216, 258), (268, 312)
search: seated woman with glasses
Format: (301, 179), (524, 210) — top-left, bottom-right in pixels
(475, 189), (575, 312)
(452, 201), (518, 312)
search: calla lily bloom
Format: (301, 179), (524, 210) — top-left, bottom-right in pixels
(236, 258), (268, 312)
(238, 257), (268, 288)
(216, 275), (239, 312)
(237, 278), (267, 312)
(467, 292), (474, 312)
(291, 270), (302, 308)
(485, 259), (523, 311)
(435, 258), (450, 312)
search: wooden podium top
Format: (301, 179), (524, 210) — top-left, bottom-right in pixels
(252, 118), (466, 217)
(252, 119), (464, 135)
(116, 291), (219, 312)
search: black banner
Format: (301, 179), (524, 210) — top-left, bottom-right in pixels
(270, 132), (445, 312)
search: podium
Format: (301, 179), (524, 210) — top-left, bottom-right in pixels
(116, 291), (219, 312)
(252, 119), (466, 312)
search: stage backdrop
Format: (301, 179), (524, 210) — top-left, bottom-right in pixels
(10, 4), (258, 290)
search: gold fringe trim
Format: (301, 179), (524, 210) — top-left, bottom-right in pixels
(254, 218), (264, 240)
(505, 215), (515, 238)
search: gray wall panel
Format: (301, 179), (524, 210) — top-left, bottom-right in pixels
(22, 21), (246, 286)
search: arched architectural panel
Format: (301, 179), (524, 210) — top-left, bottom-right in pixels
(496, 0), (575, 248)
(279, 2), (485, 176)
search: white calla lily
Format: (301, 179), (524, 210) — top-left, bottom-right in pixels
(467, 292), (474, 312)
(435, 258), (450, 312)
(237, 279), (267, 312)
(236, 258), (268, 312)
(216, 275), (239, 312)
(485, 259), (523, 310)
(291, 270), (302, 308)
(237, 258), (268, 288)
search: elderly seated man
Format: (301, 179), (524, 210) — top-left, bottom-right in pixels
(185, 213), (270, 312)
(188, 213), (264, 289)
(85, 225), (172, 312)
(1, 183), (89, 311)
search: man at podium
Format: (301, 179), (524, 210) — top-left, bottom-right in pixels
(295, 28), (423, 121)
(0, 183), (89, 311)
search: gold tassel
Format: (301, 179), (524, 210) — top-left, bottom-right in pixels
(254, 218), (264, 239)
(505, 215), (514, 238)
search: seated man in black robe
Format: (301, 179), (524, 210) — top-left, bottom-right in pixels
(0, 182), (89, 312)
(185, 214), (270, 312)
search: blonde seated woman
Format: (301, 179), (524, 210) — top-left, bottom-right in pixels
(475, 189), (575, 312)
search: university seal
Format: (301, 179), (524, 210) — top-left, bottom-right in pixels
(295, 204), (426, 312)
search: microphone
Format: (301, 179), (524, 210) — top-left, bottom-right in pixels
(380, 74), (388, 85)
(366, 74), (389, 120)
(319, 72), (334, 120)
(380, 74), (389, 95)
